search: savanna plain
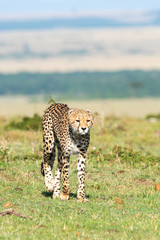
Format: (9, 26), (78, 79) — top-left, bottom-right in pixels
(0, 99), (160, 240)
(0, 27), (160, 73)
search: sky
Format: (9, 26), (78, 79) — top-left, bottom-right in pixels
(1, 0), (160, 17)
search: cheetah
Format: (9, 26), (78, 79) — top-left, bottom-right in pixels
(41, 103), (93, 202)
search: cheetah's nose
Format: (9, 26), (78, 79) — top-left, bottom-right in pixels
(81, 127), (86, 131)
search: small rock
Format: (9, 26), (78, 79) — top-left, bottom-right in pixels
(116, 198), (123, 205)
(155, 184), (160, 191)
(4, 202), (12, 208)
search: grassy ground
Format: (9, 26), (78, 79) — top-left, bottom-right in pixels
(0, 113), (160, 239)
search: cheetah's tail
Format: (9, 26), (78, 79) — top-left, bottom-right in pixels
(41, 162), (45, 176)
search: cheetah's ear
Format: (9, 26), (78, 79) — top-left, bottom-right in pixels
(86, 110), (93, 117)
(86, 110), (91, 114)
(87, 110), (94, 120)
(69, 109), (75, 115)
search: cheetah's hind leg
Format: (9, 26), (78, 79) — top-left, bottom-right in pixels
(60, 156), (70, 200)
(53, 149), (63, 199)
(42, 114), (56, 192)
(42, 146), (56, 192)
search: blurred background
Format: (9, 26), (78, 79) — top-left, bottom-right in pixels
(0, 0), (160, 117)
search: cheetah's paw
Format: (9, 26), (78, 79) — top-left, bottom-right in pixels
(53, 193), (60, 199)
(60, 192), (69, 200)
(45, 179), (54, 192)
(77, 197), (89, 202)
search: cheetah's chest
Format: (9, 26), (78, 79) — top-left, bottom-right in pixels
(65, 140), (79, 155)
(64, 136), (87, 156)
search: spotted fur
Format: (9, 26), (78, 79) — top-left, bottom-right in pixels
(41, 103), (93, 201)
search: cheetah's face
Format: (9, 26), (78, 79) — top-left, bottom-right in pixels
(69, 109), (93, 135)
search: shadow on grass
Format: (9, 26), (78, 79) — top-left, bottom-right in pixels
(41, 191), (90, 200)
(70, 192), (77, 199)
(41, 191), (53, 198)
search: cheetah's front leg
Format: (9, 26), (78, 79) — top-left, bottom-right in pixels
(77, 152), (88, 202)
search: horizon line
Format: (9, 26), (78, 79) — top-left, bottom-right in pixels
(0, 9), (159, 21)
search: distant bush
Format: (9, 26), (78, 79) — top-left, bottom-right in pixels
(146, 113), (160, 120)
(0, 146), (9, 168)
(5, 114), (42, 131)
(89, 145), (160, 167)
(111, 146), (159, 166)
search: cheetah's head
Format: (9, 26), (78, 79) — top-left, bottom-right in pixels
(69, 108), (93, 135)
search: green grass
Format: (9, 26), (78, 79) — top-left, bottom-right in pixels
(0, 115), (160, 239)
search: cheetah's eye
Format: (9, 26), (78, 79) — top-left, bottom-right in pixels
(76, 120), (80, 123)
(87, 120), (90, 122)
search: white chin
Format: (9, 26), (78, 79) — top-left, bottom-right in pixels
(81, 132), (86, 135)
(80, 131), (87, 135)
